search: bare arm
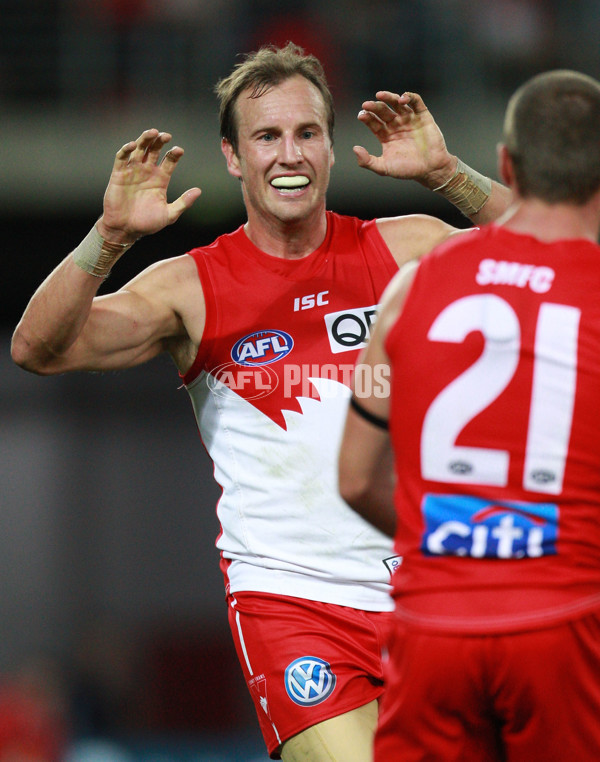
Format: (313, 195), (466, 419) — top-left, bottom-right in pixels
(11, 129), (202, 375)
(356, 90), (512, 227)
(338, 410), (396, 537)
(338, 262), (418, 536)
(13, 255), (201, 375)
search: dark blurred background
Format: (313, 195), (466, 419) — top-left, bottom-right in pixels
(1, 1), (599, 759)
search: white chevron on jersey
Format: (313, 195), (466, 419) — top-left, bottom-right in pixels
(187, 371), (395, 611)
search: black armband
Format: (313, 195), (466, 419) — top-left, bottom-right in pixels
(350, 396), (389, 431)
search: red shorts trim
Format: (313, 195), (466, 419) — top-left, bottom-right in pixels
(376, 608), (600, 761)
(227, 591), (393, 759)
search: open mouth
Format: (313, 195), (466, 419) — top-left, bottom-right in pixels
(270, 175), (310, 191)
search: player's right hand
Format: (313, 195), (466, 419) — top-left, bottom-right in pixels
(98, 129), (202, 243)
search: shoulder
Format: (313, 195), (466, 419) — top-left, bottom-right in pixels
(326, 211), (398, 267)
(186, 224), (246, 261)
(375, 213), (465, 268)
(326, 210), (377, 237)
(378, 260), (420, 337)
(125, 254), (206, 371)
(124, 253), (200, 297)
(122, 254), (204, 333)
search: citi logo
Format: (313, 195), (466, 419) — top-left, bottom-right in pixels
(284, 656), (336, 706)
(231, 330), (294, 366)
(421, 494), (558, 560)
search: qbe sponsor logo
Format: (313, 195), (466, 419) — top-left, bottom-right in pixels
(324, 305), (378, 354)
(231, 329), (294, 366)
(421, 494), (558, 559)
(284, 656), (337, 706)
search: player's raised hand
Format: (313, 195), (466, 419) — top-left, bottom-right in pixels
(99, 129), (202, 242)
(354, 92), (456, 189)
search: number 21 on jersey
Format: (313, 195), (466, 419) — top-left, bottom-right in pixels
(421, 294), (580, 495)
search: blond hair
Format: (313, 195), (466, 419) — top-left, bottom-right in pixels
(215, 42), (335, 153)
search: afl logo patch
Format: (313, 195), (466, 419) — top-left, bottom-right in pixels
(284, 656), (337, 706)
(231, 329), (294, 366)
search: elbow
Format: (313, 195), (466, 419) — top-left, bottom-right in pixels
(338, 465), (397, 538)
(11, 329), (56, 375)
(339, 472), (376, 524)
(10, 330), (34, 370)
(338, 469), (371, 513)
(338, 459), (358, 508)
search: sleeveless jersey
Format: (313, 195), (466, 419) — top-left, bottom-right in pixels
(385, 224), (600, 632)
(182, 211), (399, 611)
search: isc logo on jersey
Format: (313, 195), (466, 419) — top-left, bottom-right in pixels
(231, 329), (294, 366)
(324, 304), (378, 354)
(421, 494), (558, 559)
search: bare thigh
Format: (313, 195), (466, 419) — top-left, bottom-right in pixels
(281, 700), (378, 762)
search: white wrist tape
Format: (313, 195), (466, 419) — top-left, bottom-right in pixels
(72, 224), (135, 278)
(433, 158), (492, 216)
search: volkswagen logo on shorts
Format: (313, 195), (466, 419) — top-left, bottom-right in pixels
(284, 656), (337, 706)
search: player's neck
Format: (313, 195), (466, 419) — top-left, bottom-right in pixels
(500, 197), (600, 243)
(243, 209), (328, 259)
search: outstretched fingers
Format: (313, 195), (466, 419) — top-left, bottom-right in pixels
(102, 128), (201, 237)
(114, 139), (138, 171)
(113, 129), (174, 171)
(352, 145), (374, 170)
(167, 186), (202, 225)
(370, 91), (428, 116)
(359, 92), (404, 126)
(143, 131), (173, 164)
(159, 145), (186, 177)
(358, 91), (429, 134)
(399, 91), (428, 115)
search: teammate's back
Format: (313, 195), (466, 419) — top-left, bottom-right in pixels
(386, 223), (600, 631)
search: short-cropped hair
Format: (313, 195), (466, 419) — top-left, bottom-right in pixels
(503, 70), (600, 204)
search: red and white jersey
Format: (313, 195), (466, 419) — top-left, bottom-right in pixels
(385, 224), (600, 632)
(182, 212), (399, 611)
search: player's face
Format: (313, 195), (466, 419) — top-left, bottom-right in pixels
(222, 75), (335, 230)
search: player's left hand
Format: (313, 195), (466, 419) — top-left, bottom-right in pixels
(354, 91), (456, 189)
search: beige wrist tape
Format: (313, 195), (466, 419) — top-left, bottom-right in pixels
(71, 224), (135, 278)
(433, 158), (492, 216)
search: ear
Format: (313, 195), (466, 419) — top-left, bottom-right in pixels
(221, 138), (242, 179)
(497, 143), (514, 188)
(330, 146), (335, 169)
